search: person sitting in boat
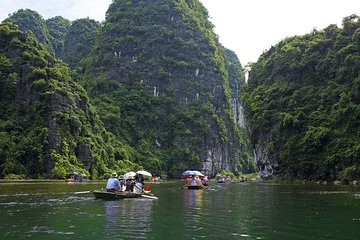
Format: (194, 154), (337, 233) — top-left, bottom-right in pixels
(195, 176), (203, 186)
(200, 176), (209, 186)
(106, 172), (121, 192)
(118, 175), (126, 192)
(134, 174), (145, 194)
(189, 175), (196, 186)
(125, 176), (135, 192)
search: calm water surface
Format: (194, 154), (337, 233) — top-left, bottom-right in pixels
(0, 181), (359, 240)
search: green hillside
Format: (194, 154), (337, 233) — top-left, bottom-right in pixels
(4, 9), (55, 55)
(0, 23), (139, 179)
(61, 18), (101, 69)
(46, 16), (71, 58)
(241, 14), (360, 181)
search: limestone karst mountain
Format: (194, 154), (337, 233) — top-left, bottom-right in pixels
(82, 0), (253, 176)
(0, 0), (254, 179)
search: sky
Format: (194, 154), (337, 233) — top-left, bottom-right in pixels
(1, 0), (360, 65)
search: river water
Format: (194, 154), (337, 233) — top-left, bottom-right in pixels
(0, 181), (359, 240)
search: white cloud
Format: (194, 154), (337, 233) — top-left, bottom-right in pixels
(0, 0), (112, 21)
(200, 0), (360, 65)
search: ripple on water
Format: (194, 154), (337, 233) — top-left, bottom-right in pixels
(308, 190), (351, 195)
(0, 193), (29, 197)
(27, 226), (75, 237)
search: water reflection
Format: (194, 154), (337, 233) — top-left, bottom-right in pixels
(183, 189), (206, 238)
(103, 199), (154, 239)
(184, 189), (204, 209)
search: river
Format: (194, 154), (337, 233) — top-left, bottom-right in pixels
(0, 180), (359, 239)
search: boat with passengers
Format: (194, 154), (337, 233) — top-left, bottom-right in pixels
(92, 189), (157, 199)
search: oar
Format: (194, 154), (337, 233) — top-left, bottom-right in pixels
(74, 190), (92, 194)
(141, 194), (158, 199)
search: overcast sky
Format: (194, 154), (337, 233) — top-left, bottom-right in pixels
(1, 0), (360, 65)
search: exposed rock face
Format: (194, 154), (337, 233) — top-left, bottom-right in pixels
(253, 144), (278, 179)
(224, 48), (247, 129)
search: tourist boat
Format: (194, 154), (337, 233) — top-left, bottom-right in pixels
(65, 172), (85, 182)
(217, 175), (230, 183)
(92, 190), (157, 200)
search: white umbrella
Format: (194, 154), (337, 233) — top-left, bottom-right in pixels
(136, 170), (152, 177)
(193, 170), (204, 177)
(123, 171), (136, 180)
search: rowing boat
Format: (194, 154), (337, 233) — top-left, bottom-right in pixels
(92, 190), (158, 200)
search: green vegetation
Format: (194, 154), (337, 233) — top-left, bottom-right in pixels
(46, 16), (71, 58)
(61, 18), (101, 68)
(4, 4), (358, 181)
(81, 0), (252, 177)
(0, 23), (140, 179)
(0, 1), (252, 179)
(4, 9), (55, 55)
(241, 14), (360, 181)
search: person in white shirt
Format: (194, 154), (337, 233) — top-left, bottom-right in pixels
(133, 174), (144, 194)
(106, 172), (121, 192)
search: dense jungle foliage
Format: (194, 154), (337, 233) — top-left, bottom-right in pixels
(241, 15), (360, 181)
(46, 16), (71, 58)
(4, 9), (55, 55)
(0, 23), (140, 179)
(61, 18), (101, 69)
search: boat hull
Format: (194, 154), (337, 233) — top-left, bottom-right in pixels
(66, 179), (83, 182)
(92, 190), (143, 199)
(92, 190), (157, 200)
(187, 185), (203, 190)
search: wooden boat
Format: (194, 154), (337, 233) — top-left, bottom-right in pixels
(187, 185), (203, 190)
(92, 190), (157, 200)
(217, 176), (230, 183)
(65, 172), (85, 182)
(65, 178), (83, 182)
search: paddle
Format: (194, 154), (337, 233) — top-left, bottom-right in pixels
(74, 190), (92, 194)
(141, 194), (158, 199)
